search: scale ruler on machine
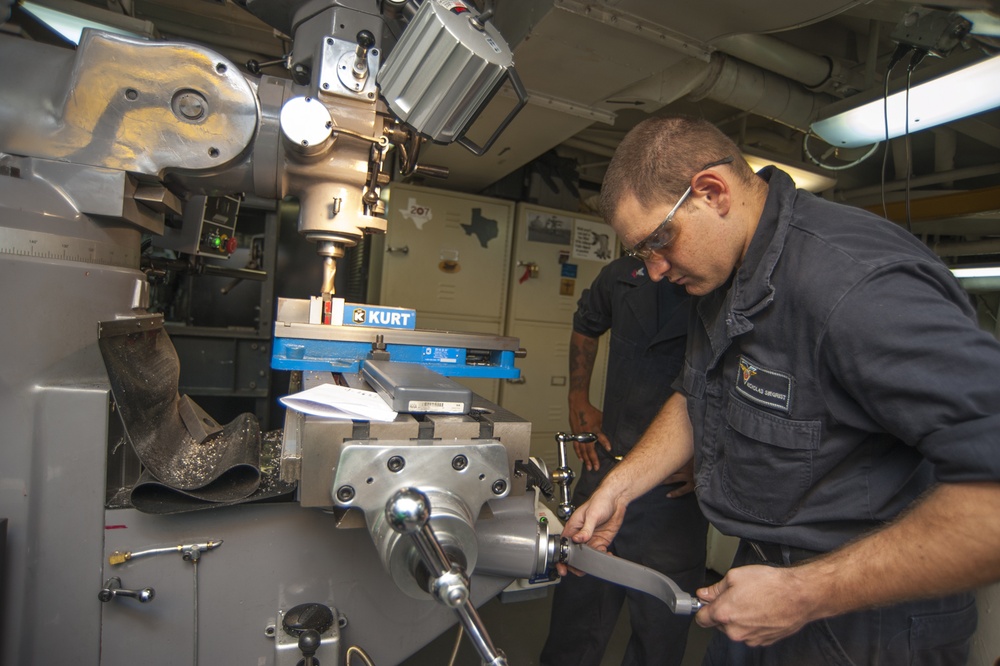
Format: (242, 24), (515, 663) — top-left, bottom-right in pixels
(0, 226), (141, 268)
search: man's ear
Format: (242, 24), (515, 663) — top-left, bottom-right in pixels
(692, 172), (731, 216)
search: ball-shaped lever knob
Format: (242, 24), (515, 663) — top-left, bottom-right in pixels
(386, 488), (430, 535)
(356, 30), (376, 51)
(298, 629), (322, 657)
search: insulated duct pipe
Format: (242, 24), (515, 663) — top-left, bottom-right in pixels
(715, 34), (830, 87)
(713, 33), (866, 93)
(688, 53), (837, 133)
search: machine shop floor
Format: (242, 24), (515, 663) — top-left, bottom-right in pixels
(401, 572), (717, 666)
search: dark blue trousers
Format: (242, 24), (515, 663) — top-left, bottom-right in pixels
(541, 471), (709, 666)
(702, 541), (977, 666)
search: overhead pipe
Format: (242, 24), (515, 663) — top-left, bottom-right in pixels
(688, 53), (837, 133)
(561, 138), (617, 159)
(932, 239), (1000, 257)
(713, 33), (866, 94)
(841, 164), (1000, 200)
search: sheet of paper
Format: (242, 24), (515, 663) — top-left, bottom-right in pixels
(279, 383), (397, 422)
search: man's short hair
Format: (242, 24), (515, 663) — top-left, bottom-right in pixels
(599, 117), (755, 226)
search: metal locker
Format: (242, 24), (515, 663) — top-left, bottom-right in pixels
(500, 203), (616, 471)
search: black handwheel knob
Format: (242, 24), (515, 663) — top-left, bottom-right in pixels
(282, 602), (335, 637)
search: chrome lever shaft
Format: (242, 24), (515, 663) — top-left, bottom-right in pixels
(386, 488), (507, 666)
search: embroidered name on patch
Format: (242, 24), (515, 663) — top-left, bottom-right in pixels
(735, 355), (792, 412)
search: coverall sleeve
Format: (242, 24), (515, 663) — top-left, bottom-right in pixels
(821, 261), (1000, 482)
(573, 262), (617, 338)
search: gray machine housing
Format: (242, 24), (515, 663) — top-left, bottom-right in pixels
(0, 1), (549, 664)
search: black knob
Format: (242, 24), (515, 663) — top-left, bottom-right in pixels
(356, 30), (376, 50)
(299, 629), (321, 657)
(282, 603), (335, 637)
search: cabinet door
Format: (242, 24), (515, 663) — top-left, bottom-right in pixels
(505, 204), (617, 325)
(500, 204), (614, 467)
(380, 184), (514, 322)
(499, 320), (608, 472)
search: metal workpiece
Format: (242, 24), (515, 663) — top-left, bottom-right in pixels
(556, 539), (705, 615)
(387, 489), (508, 666)
(0, 32), (257, 176)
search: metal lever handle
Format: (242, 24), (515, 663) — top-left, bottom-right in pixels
(353, 30), (376, 80)
(98, 577), (155, 603)
(555, 538), (704, 615)
(386, 488), (507, 666)
(553, 432), (595, 520)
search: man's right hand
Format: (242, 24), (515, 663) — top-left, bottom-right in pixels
(569, 400), (612, 471)
(556, 489), (628, 576)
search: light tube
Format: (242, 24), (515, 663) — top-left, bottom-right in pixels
(810, 55), (1000, 149)
(950, 266), (1000, 279)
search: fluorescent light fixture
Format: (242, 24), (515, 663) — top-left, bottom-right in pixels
(741, 151), (836, 193)
(810, 55), (1000, 148)
(951, 266), (1000, 279)
(19, 0), (148, 44)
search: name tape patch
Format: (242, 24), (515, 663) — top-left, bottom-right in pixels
(735, 355), (792, 412)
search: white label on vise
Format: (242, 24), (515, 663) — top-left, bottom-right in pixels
(408, 400), (465, 413)
(485, 35), (502, 54)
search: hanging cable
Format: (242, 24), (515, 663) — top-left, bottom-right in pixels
(346, 644), (376, 666)
(803, 132), (880, 171)
(880, 43), (914, 220)
(902, 49), (930, 233)
(447, 625), (465, 666)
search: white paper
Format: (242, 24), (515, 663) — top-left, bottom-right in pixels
(280, 383), (397, 422)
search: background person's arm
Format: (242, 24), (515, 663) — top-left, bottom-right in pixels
(568, 330), (612, 471)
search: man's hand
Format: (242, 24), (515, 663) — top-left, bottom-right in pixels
(568, 399), (612, 471)
(695, 564), (817, 646)
(664, 458), (696, 497)
(556, 490), (628, 576)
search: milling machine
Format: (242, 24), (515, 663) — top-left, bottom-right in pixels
(0, 1), (698, 663)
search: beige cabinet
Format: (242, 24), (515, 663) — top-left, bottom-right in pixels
(499, 203), (615, 473)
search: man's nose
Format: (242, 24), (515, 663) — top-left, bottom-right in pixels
(644, 255), (669, 281)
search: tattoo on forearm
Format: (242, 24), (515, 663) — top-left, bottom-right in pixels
(569, 335), (599, 387)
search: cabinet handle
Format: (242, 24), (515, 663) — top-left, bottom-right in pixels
(386, 245), (409, 254)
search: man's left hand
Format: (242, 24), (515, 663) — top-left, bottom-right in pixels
(695, 564), (817, 647)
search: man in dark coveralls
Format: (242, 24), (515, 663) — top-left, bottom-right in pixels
(562, 116), (1000, 665)
(541, 255), (708, 666)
